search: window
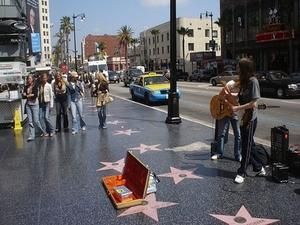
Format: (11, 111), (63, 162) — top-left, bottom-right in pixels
(157, 36), (159, 43)
(44, 47), (46, 51)
(47, 47), (49, 51)
(45, 9), (48, 13)
(47, 39), (49, 44)
(167, 45), (170, 53)
(42, 16), (45, 20)
(153, 48), (155, 55)
(212, 30), (218, 38)
(43, 39), (46, 44)
(188, 29), (194, 37)
(45, 16), (48, 21)
(43, 24), (45, 28)
(205, 29), (210, 37)
(153, 37), (155, 44)
(188, 43), (194, 51)
(167, 32), (169, 41)
(45, 54), (47, 59)
(161, 34), (164, 42)
(205, 43), (210, 50)
(45, 1), (47, 6)
(149, 49), (151, 55)
(157, 48), (159, 55)
(162, 47), (164, 54)
(42, 8), (44, 13)
(48, 54), (50, 58)
(148, 38), (150, 45)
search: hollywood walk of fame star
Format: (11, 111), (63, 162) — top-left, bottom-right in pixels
(158, 167), (203, 184)
(107, 120), (126, 125)
(128, 144), (162, 154)
(96, 158), (125, 173)
(113, 129), (140, 136)
(118, 194), (178, 222)
(210, 205), (280, 225)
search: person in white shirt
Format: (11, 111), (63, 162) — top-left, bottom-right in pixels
(39, 73), (54, 137)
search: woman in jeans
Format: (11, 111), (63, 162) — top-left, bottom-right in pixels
(95, 72), (109, 129)
(52, 72), (69, 132)
(68, 71), (86, 135)
(232, 58), (266, 184)
(39, 73), (54, 137)
(23, 75), (46, 141)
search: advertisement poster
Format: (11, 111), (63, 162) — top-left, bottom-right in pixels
(26, 0), (41, 63)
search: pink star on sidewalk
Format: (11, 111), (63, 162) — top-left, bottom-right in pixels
(96, 158), (125, 173)
(210, 205), (280, 225)
(113, 129), (140, 136)
(107, 120), (126, 125)
(158, 167), (203, 184)
(118, 194), (178, 222)
(128, 144), (162, 154)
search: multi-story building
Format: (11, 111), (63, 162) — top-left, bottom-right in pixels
(83, 34), (126, 71)
(139, 17), (221, 73)
(39, 0), (51, 66)
(220, 0), (300, 73)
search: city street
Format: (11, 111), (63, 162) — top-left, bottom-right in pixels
(110, 81), (300, 145)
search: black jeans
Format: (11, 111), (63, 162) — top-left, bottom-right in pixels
(55, 99), (69, 131)
(237, 118), (263, 176)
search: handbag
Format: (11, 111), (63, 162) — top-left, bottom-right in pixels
(104, 94), (114, 104)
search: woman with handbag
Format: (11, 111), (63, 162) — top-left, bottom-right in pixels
(95, 72), (110, 129)
(23, 74), (47, 141)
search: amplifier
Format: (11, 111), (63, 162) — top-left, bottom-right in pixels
(271, 126), (289, 164)
(272, 163), (289, 183)
(288, 144), (300, 176)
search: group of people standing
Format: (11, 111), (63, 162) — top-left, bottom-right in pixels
(23, 70), (110, 141)
(211, 58), (266, 184)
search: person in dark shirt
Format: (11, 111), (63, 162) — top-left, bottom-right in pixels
(231, 58), (266, 184)
(23, 74), (47, 141)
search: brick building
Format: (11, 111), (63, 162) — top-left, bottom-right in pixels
(83, 34), (126, 71)
(220, 0), (300, 73)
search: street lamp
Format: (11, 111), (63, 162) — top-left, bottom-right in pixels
(72, 13), (85, 72)
(165, 0), (181, 124)
(200, 11), (215, 52)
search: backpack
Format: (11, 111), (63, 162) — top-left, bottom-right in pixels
(255, 144), (270, 166)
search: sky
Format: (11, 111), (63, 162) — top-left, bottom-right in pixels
(50, 0), (220, 53)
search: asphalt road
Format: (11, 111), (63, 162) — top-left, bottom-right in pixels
(109, 81), (300, 145)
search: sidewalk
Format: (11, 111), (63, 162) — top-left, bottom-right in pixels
(0, 96), (299, 225)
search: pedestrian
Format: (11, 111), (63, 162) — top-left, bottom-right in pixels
(211, 80), (241, 162)
(94, 72), (109, 129)
(68, 71), (86, 135)
(23, 74), (47, 141)
(52, 72), (69, 132)
(39, 73), (54, 137)
(231, 58), (266, 184)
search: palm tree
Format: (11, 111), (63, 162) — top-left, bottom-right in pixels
(130, 38), (139, 66)
(177, 27), (190, 73)
(60, 16), (73, 65)
(54, 31), (65, 65)
(95, 41), (106, 59)
(118, 25), (134, 70)
(150, 29), (160, 70)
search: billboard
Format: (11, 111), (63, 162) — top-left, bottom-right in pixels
(26, 0), (41, 63)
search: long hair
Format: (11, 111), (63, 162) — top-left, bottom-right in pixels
(239, 58), (255, 91)
(96, 72), (108, 84)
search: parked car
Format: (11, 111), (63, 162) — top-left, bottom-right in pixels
(108, 71), (120, 83)
(129, 72), (180, 105)
(176, 69), (189, 81)
(123, 68), (144, 87)
(289, 72), (300, 82)
(189, 69), (214, 82)
(210, 71), (239, 86)
(256, 71), (300, 98)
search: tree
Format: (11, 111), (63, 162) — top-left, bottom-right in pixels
(130, 38), (140, 66)
(95, 41), (107, 59)
(118, 25), (134, 70)
(177, 27), (190, 73)
(150, 29), (160, 70)
(60, 16), (73, 66)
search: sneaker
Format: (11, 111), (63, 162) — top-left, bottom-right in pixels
(234, 175), (245, 184)
(49, 133), (54, 137)
(211, 154), (221, 160)
(102, 126), (107, 129)
(72, 131), (77, 135)
(44, 133), (50, 137)
(235, 155), (242, 162)
(82, 126), (86, 131)
(256, 167), (266, 177)
(27, 137), (34, 142)
(55, 129), (61, 133)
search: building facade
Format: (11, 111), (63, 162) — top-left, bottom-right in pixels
(39, 0), (51, 66)
(220, 0), (300, 73)
(83, 34), (127, 71)
(139, 17), (221, 73)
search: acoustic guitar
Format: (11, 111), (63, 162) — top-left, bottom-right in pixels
(210, 94), (239, 120)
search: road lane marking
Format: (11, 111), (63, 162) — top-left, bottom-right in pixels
(111, 94), (271, 147)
